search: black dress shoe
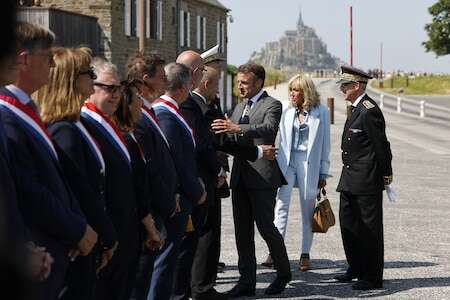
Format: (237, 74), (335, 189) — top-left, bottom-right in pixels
(193, 288), (229, 300)
(226, 284), (255, 298)
(261, 254), (274, 268)
(333, 272), (357, 282)
(352, 280), (382, 290)
(264, 276), (291, 295)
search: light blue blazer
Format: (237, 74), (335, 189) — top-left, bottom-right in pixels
(276, 104), (331, 201)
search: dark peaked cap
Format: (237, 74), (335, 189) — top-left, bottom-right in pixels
(337, 65), (373, 84)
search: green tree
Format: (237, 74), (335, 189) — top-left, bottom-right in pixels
(423, 0), (450, 56)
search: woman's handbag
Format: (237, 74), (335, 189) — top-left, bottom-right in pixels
(312, 188), (335, 233)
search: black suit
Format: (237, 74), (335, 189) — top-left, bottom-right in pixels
(47, 121), (118, 300)
(81, 115), (140, 300)
(337, 94), (392, 285)
(0, 88), (87, 300)
(178, 93), (221, 298)
(229, 91), (290, 288)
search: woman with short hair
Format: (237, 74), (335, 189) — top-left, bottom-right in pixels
(263, 74), (331, 272)
(34, 46), (118, 300)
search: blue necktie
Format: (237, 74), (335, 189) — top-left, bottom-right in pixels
(239, 100), (253, 124)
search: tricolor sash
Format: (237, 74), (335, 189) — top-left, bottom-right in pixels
(141, 104), (170, 148)
(81, 102), (131, 167)
(129, 132), (146, 163)
(152, 97), (196, 148)
(0, 95), (58, 161)
(74, 121), (105, 174)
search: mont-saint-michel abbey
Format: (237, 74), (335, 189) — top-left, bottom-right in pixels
(250, 9), (340, 72)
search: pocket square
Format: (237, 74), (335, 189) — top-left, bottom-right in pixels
(349, 128), (363, 133)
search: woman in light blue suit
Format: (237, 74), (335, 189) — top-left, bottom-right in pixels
(264, 74), (330, 272)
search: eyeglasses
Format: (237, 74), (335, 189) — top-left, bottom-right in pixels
(94, 82), (122, 94)
(78, 68), (97, 80)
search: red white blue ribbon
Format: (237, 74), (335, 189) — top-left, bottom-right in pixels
(75, 121), (105, 173)
(141, 102), (170, 148)
(152, 96), (196, 147)
(81, 102), (130, 165)
(0, 95), (58, 161)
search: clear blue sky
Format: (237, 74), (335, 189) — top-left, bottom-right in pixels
(221, 0), (450, 73)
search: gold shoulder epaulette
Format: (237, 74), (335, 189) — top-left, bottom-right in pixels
(363, 100), (375, 109)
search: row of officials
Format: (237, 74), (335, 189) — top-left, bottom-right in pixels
(0, 19), (283, 300)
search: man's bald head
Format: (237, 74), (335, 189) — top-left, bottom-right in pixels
(195, 66), (219, 103)
(176, 50), (204, 89)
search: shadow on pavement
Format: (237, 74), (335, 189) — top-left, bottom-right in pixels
(216, 259), (443, 299)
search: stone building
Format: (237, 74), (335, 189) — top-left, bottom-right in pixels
(250, 9), (339, 73)
(17, 0), (232, 108)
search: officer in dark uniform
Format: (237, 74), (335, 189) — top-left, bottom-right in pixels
(334, 66), (393, 290)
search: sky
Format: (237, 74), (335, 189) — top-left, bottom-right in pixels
(220, 0), (450, 73)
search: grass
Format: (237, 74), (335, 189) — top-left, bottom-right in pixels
(370, 75), (450, 95)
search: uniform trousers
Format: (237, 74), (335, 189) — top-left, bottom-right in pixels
(339, 191), (384, 284)
(274, 150), (316, 254)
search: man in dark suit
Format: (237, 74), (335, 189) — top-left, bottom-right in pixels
(211, 63), (291, 297)
(125, 53), (179, 300)
(0, 22), (97, 300)
(334, 66), (393, 290)
(153, 62), (207, 300)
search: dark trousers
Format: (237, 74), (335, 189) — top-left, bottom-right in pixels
(96, 225), (141, 300)
(191, 196), (222, 297)
(232, 182), (291, 288)
(132, 248), (156, 300)
(60, 252), (97, 300)
(171, 203), (208, 300)
(339, 191), (384, 284)
(148, 212), (189, 300)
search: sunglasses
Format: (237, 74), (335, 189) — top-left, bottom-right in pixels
(79, 68), (97, 80)
(94, 82), (122, 94)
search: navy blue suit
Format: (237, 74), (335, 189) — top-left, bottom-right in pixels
(133, 110), (178, 300)
(148, 101), (203, 300)
(47, 120), (118, 300)
(0, 88), (86, 300)
(81, 114), (140, 300)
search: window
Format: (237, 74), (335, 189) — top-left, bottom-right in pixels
(216, 20), (225, 53)
(146, 0), (163, 40)
(197, 16), (206, 50)
(125, 0), (162, 39)
(180, 10), (190, 47)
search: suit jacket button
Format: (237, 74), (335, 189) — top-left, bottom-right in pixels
(347, 138), (351, 141)
(346, 165), (350, 168)
(344, 151), (348, 155)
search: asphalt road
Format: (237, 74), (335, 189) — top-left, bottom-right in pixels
(214, 80), (450, 299)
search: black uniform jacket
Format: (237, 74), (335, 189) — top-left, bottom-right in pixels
(337, 94), (393, 195)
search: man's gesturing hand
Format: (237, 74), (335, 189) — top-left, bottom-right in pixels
(211, 117), (241, 134)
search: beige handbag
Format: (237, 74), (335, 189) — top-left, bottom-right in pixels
(312, 188), (335, 233)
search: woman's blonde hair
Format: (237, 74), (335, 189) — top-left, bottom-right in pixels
(35, 46), (92, 123)
(288, 74), (321, 111)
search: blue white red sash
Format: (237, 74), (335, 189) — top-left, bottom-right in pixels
(141, 102), (170, 148)
(129, 132), (146, 163)
(74, 121), (105, 174)
(152, 96), (196, 147)
(0, 95), (58, 161)
(81, 102), (131, 166)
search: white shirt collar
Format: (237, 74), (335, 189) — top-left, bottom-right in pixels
(352, 93), (366, 108)
(160, 94), (179, 109)
(5, 85), (32, 105)
(192, 91), (207, 104)
(141, 97), (153, 110)
(247, 89), (265, 105)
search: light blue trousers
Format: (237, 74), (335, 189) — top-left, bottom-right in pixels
(274, 150), (316, 255)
